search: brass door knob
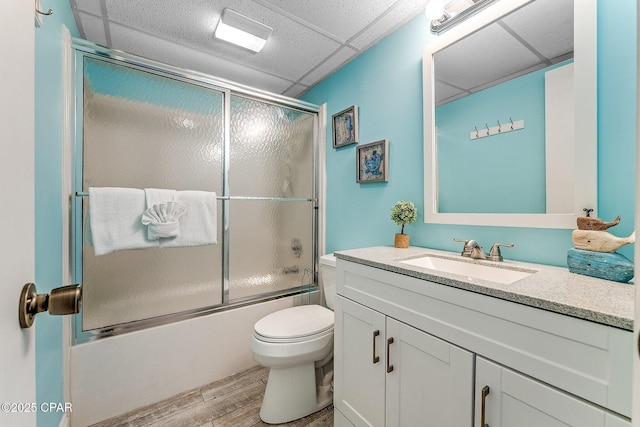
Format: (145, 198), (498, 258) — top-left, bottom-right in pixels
(18, 283), (81, 328)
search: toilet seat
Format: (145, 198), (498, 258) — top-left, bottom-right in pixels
(254, 305), (334, 344)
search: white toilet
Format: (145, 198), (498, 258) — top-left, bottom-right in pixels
(251, 253), (336, 424)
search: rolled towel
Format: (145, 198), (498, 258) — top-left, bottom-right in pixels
(142, 188), (184, 240)
(141, 201), (187, 240)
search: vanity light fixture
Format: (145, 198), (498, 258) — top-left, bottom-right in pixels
(426, 0), (498, 34)
(425, 0), (446, 20)
(214, 8), (272, 53)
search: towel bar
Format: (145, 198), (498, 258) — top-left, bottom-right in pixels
(74, 191), (316, 202)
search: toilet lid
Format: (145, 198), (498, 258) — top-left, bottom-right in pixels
(254, 305), (334, 342)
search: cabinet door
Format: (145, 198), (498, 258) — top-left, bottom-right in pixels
(386, 318), (474, 427)
(475, 357), (617, 427)
(335, 296), (387, 426)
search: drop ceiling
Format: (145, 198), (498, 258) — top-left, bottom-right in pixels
(70, 0), (431, 99)
(434, 0), (573, 105)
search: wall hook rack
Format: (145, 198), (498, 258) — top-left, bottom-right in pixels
(470, 118), (524, 140)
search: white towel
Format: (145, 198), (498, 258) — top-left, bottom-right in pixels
(88, 187), (158, 256)
(144, 188), (177, 207)
(160, 190), (218, 247)
(141, 201), (187, 240)
(142, 188), (185, 240)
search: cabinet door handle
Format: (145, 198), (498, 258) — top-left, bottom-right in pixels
(372, 330), (380, 364)
(481, 385), (490, 427)
(386, 337), (394, 373)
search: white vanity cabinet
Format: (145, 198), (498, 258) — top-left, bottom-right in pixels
(334, 295), (474, 426)
(334, 258), (633, 427)
(475, 357), (630, 427)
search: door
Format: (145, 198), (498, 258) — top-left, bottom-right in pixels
(0, 0), (36, 425)
(634, 4), (640, 425)
(334, 296), (386, 426)
(386, 318), (474, 427)
(475, 357), (626, 427)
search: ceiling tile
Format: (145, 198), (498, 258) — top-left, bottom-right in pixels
(72, 0), (103, 16)
(77, 12), (108, 46)
(434, 24), (541, 91)
(350, 0), (428, 50)
(300, 46), (359, 86)
(282, 84), (309, 98)
(258, 0), (399, 42)
(435, 80), (466, 105)
(500, 0), (573, 61)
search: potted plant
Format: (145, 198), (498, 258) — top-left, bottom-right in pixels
(390, 201), (418, 248)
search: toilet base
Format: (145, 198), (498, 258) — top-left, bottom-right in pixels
(259, 362), (333, 424)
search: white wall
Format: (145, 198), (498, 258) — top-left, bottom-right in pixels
(70, 296), (297, 426)
(0, 1), (36, 426)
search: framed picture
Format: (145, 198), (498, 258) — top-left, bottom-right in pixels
(356, 139), (388, 183)
(332, 105), (358, 148)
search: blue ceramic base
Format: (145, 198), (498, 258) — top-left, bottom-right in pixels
(567, 248), (634, 284)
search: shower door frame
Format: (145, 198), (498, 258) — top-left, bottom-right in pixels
(70, 39), (321, 343)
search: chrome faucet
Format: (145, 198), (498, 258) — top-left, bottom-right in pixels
(467, 241), (487, 260)
(454, 239), (514, 261)
(453, 239), (486, 259)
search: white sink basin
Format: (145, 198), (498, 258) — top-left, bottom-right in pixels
(399, 255), (535, 285)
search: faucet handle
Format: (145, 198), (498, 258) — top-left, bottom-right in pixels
(453, 238), (471, 256)
(488, 243), (514, 262)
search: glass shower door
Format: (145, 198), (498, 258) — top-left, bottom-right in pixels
(228, 95), (316, 301)
(80, 57), (225, 330)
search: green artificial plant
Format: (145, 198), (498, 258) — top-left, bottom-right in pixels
(390, 201), (418, 234)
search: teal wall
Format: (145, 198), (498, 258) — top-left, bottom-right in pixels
(303, 1), (637, 267)
(34, 1), (79, 426)
(437, 61), (571, 214)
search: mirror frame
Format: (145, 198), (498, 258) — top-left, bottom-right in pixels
(422, 0), (597, 229)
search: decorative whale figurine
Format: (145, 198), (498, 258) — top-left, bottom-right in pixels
(572, 230), (635, 253)
(576, 214), (621, 231)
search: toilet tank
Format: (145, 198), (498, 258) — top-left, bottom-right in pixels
(319, 254), (336, 309)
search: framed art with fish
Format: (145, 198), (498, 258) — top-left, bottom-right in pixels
(356, 139), (388, 183)
(332, 105), (358, 148)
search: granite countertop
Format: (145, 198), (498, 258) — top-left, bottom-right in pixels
(334, 246), (635, 331)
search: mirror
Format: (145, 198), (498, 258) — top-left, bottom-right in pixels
(423, 0), (597, 228)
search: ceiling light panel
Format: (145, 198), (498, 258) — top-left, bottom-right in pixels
(215, 8), (273, 52)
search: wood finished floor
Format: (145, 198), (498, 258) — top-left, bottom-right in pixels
(89, 366), (334, 427)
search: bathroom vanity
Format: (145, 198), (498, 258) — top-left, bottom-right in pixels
(333, 246), (633, 427)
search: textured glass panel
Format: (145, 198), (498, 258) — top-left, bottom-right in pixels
(229, 200), (314, 301)
(229, 95), (314, 198)
(82, 57), (224, 330)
